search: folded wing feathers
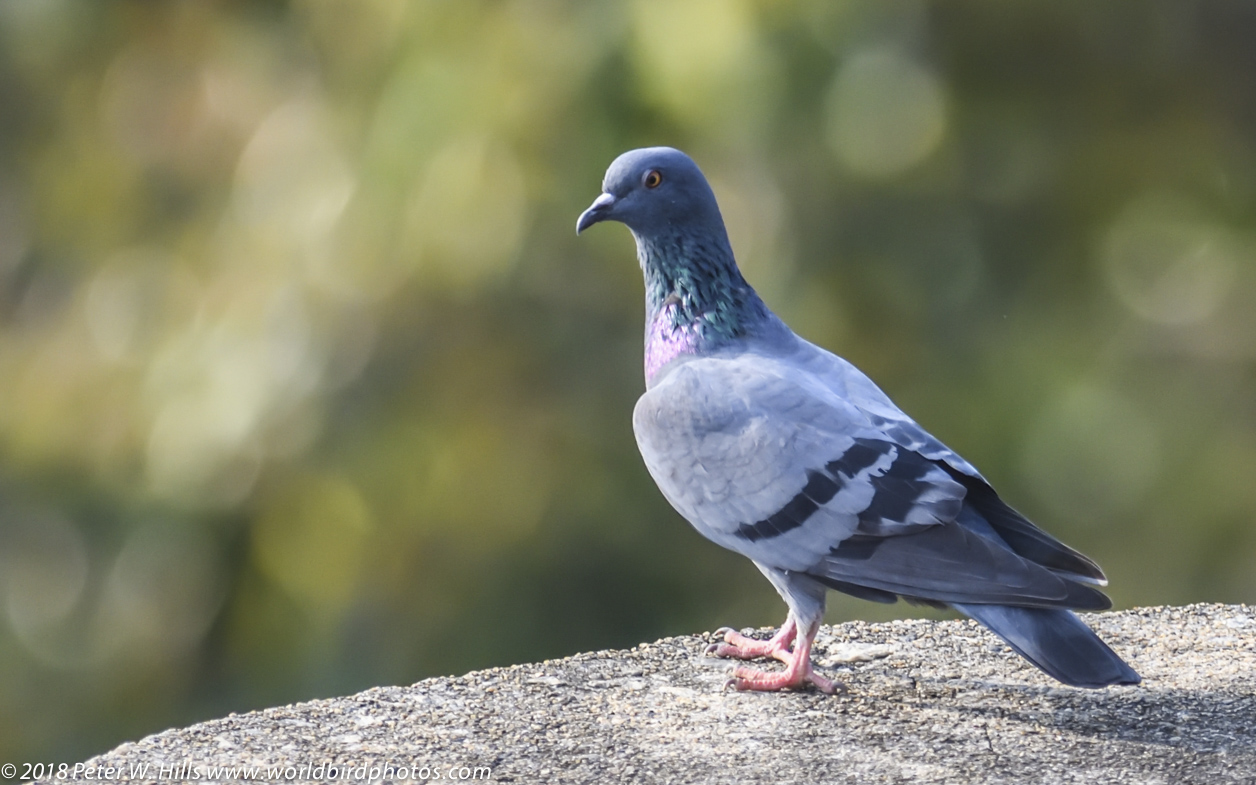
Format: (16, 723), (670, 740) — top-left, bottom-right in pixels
(634, 349), (1109, 607)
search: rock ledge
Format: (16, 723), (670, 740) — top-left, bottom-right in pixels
(54, 604), (1256, 784)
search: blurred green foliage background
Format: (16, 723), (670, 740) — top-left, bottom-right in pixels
(1, 0), (1254, 766)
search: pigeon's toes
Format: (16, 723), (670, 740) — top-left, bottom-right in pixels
(706, 620), (797, 662)
(728, 659), (843, 695)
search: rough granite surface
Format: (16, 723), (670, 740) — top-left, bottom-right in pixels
(46, 604), (1256, 784)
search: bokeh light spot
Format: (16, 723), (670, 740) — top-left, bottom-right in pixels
(826, 48), (947, 179)
(404, 136), (527, 290)
(234, 98), (357, 244)
(1102, 192), (1237, 326)
(2, 510), (88, 635)
(253, 473), (373, 614)
(100, 46), (205, 167)
(84, 247), (199, 364)
(101, 522), (226, 655)
(630, 0), (776, 134)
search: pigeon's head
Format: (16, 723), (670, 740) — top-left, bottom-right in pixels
(576, 147), (724, 238)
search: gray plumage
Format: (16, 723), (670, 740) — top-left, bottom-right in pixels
(578, 147), (1139, 691)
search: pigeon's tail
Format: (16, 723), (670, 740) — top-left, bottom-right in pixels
(953, 604), (1141, 688)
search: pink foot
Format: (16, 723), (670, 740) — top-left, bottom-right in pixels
(728, 657), (841, 694)
(705, 620), (797, 662)
(707, 619), (845, 695)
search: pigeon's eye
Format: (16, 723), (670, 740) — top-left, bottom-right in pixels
(643, 170), (663, 189)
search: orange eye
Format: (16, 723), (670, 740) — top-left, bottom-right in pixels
(644, 170), (662, 188)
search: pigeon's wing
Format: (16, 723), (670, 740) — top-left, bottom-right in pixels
(632, 353), (962, 571)
(815, 507), (1110, 608)
(633, 351), (1108, 608)
(797, 341), (1109, 589)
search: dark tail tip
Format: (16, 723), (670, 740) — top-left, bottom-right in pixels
(955, 604), (1141, 688)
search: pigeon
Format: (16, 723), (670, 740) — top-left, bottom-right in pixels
(577, 147), (1140, 693)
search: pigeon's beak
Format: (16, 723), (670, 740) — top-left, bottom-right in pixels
(576, 192), (617, 235)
